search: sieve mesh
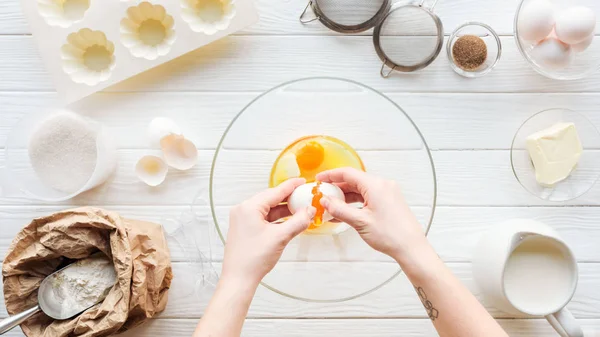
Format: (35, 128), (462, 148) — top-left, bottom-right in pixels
(377, 5), (443, 69)
(316, 0), (387, 27)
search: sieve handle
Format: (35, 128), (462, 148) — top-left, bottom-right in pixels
(299, 1), (319, 24)
(419, 0), (440, 12)
(380, 62), (396, 78)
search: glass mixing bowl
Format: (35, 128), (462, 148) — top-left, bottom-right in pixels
(208, 77), (437, 302)
(511, 108), (600, 202)
(514, 0), (600, 80)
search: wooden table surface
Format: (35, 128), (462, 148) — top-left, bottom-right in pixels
(1, 0), (600, 336)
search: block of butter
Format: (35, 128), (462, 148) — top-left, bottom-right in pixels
(526, 122), (583, 187)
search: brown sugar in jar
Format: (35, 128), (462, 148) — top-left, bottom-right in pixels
(452, 35), (487, 71)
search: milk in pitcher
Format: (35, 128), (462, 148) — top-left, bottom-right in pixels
(503, 236), (576, 313)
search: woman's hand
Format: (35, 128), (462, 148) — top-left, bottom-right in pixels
(221, 178), (316, 286)
(316, 168), (426, 261)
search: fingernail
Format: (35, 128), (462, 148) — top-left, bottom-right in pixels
(307, 206), (317, 217)
(320, 197), (330, 208)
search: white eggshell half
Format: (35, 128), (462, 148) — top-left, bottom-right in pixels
(135, 155), (168, 187)
(571, 34), (594, 52)
(160, 134), (199, 171)
(287, 182), (345, 223)
(518, 0), (556, 42)
(531, 37), (573, 69)
(555, 6), (596, 45)
(148, 117), (182, 148)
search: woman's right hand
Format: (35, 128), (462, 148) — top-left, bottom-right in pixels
(316, 168), (427, 260)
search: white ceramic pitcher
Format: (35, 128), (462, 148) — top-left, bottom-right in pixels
(473, 219), (583, 337)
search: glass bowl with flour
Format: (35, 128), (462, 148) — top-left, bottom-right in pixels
(3, 110), (117, 201)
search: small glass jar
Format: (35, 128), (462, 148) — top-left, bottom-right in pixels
(447, 22), (502, 78)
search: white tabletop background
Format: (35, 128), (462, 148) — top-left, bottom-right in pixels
(1, 0), (600, 336)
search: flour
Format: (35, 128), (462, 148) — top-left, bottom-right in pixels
(50, 255), (117, 317)
(28, 112), (98, 193)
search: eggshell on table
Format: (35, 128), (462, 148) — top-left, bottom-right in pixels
(518, 0), (556, 42)
(531, 37), (573, 69)
(555, 6), (596, 45)
(287, 182), (345, 223)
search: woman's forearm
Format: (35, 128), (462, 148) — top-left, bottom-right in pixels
(395, 239), (509, 337)
(193, 276), (259, 337)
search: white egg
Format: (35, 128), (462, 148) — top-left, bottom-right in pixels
(555, 6), (596, 45)
(531, 37), (573, 69)
(148, 117), (182, 148)
(518, 0), (556, 42)
(571, 33), (594, 52)
(287, 182), (345, 223)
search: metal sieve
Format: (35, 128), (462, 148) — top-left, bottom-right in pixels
(373, 0), (444, 76)
(300, 0), (391, 34)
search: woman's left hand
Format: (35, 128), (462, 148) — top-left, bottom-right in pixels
(221, 178), (315, 286)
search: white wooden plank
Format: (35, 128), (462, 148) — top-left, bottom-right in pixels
(1, 262), (599, 319)
(160, 262), (600, 319)
(2, 36), (600, 93)
(3, 318), (600, 337)
(2, 0), (600, 37)
(3, 149), (600, 206)
(0, 206), (599, 265)
(4, 92), (600, 151)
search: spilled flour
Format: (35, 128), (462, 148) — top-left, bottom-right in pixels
(29, 112), (98, 193)
(48, 255), (117, 317)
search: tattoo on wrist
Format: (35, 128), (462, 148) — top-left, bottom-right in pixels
(415, 286), (439, 321)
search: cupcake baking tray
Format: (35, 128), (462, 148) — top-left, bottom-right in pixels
(22, 0), (258, 103)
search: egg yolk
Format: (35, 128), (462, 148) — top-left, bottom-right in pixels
(269, 135), (365, 187)
(269, 135), (365, 233)
(310, 182), (325, 229)
(296, 141), (325, 171)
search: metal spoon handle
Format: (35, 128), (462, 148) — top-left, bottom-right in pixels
(0, 305), (41, 334)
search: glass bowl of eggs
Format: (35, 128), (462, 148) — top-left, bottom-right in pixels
(515, 0), (600, 80)
(206, 77), (437, 302)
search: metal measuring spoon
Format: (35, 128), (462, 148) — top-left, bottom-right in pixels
(0, 256), (116, 334)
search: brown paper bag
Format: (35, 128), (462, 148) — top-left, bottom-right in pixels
(2, 207), (173, 336)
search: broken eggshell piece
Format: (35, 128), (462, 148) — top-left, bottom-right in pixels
(288, 182), (345, 224)
(61, 29), (116, 86)
(161, 134), (199, 171)
(121, 2), (177, 60)
(181, 0), (236, 35)
(147, 117), (182, 148)
(136, 155), (169, 187)
(37, 0), (90, 28)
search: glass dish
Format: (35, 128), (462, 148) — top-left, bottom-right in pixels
(514, 0), (600, 80)
(208, 77), (437, 302)
(447, 22), (502, 78)
(511, 108), (600, 202)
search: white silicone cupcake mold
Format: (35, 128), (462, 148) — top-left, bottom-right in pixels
(121, 2), (177, 60)
(20, 0), (258, 103)
(37, 0), (90, 28)
(181, 0), (236, 35)
(61, 29), (116, 86)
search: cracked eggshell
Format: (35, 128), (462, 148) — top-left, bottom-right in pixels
(160, 134), (199, 171)
(181, 0), (236, 35)
(148, 117), (182, 148)
(136, 155), (169, 187)
(287, 182), (345, 223)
